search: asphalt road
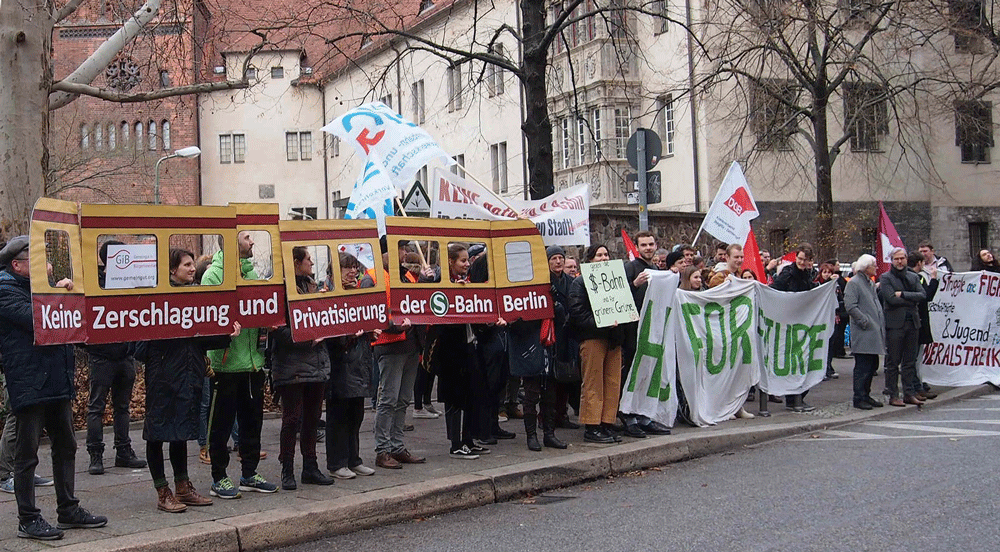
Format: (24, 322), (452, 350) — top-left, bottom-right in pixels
(275, 393), (1000, 552)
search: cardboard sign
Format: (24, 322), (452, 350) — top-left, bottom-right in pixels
(29, 198), (88, 345)
(279, 219), (387, 342)
(490, 219), (554, 322)
(580, 260), (639, 327)
(234, 203), (287, 330)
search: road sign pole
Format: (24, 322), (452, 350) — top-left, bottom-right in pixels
(637, 129), (649, 231)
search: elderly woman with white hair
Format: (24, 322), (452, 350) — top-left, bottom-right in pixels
(844, 254), (886, 409)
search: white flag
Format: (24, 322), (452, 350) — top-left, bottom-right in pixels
(344, 161), (396, 234)
(320, 102), (454, 190)
(697, 161), (759, 246)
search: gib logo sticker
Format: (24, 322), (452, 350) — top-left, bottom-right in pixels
(429, 291), (449, 317)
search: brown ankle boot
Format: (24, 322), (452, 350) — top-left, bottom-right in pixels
(157, 486), (187, 513)
(174, 479), (213, 506)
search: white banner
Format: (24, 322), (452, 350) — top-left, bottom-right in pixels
(320, 102), (454, 190)
(619, 271), (679, 426)
(431, 169), (591, 246)
(696, 161), (759, 246)
(755, 281), (836, 396)
(918, 271), (1000, 386)
(675, 279), (760, 427)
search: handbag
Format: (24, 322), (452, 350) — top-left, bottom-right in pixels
(552, 354), (581, 383)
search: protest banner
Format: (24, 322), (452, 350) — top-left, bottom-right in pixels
(619, 271), (679, 426)
(579, 260), (639, 328)
(675, 279), (759, 426)
(918, 271), (1000, 386)
(755, 281), (836, 396)
(29, 198), (88, 345)
(490, 220), (555, 322)
(431, 168), (591, 246)
(693, 161), (758, 247)
(279, 220), (387, 342)
(320, 102), (454, 190)
(234, 203), (287, 330)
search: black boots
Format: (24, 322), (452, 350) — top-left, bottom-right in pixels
(526, 432), (542, 451)
(281, 462), (296, 490)
(115, 446), (147, 469)
(542, 432), (567, 449)
(88, 450), (104, 475)
(301, 459), (335, 486)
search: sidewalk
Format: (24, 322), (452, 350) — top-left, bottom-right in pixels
(1, 357), (988, 552)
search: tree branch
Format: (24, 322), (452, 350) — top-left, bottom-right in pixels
(49, 80), (250, 103)
(55, 0), (88, 24)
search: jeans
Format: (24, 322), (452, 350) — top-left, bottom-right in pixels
(208, 371), (265, 481)
(373, 350), (418, 454)
(198, 377), (211, 448)
(885, 324), (921, 398)
(852, 353), (879, 403)
(326, 396), (365, 470)
(14, 400), (79, 523)
(86, 358), (136, 454)
(276, 382), (325, 465)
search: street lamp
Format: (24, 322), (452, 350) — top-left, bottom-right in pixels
(154, 146), (201, 204)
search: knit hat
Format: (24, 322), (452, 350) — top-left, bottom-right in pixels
(546, 245), (566, 260)
(664, 250), (684, 269)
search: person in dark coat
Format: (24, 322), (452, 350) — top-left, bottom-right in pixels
(0, 236), (107, 541)
(815, 261), (844, 381)
(548, 246), (581, 430)
(569, 244), (627, 443)
(878, 247), (927, 406)
(324, 251), (378, 481)
(135, 249), (235, 513)
(770, 243), (818, 412)
(908, 252), (939, 400)
(971, 249), (1000, 273)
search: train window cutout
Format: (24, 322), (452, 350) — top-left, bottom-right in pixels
(29, 198), (88, 345)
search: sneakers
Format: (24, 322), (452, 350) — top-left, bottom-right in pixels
(449, 445), (480, 459)
(34, 475), (54, 487)
(735, 407), (755, 419)
(424, 403), (441, 415)
(0, 478), (13, 493)
(209, 477), (242, 499)
(239, 473), (278, 493)
(17, 517), (64, 540)
(413, 408), (439, 419)
(467, 443), (490, 455)
(115, 446), (147, 469)
(56, 507), (108, 529)
(331, 467), (356, 480)
(351, 464), (376, 476)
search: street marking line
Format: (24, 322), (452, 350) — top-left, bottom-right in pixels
(864, 422), (999, 436)
(940, 408), (1000, 412)
(792, 434), (988, 441)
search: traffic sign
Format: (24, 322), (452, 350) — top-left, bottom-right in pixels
(626, 128), (662, 170)
(401, 181), (430, 214)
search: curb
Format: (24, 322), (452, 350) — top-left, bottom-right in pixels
(57, 384), (991, 552)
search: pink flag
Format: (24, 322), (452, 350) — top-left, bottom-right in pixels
(877, 202), (906, 276)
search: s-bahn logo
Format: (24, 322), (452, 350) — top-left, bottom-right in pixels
(430, 291), (449, 317)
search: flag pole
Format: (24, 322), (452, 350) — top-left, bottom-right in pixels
(393, 196), (430, 269)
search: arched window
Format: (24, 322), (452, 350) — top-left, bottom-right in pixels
(95, 125), (103, 150)
(121, 121), (129, 149)
(148, 120), (157, 150)
(161, 120), (170, 150)
(107, 123), (116, 150)
(80, 124), (89, 149)
(135, 122), (143, 150)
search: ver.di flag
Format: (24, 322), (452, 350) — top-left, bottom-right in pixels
(695, 161), (759, 246)
(619, 271), (679, 426)
(755, 281), (836, 396)
(674, 278), (759, 426)
(320, 102), (454, 190)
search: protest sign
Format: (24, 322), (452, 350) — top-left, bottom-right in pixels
(675, 279), (759, 426)
(619, 271), (679, 426)
(103, 244), (157, 289)
(29, 198), (88, 345)
(432, 169), (591, 246)
(918, 271), (1000, 386)
(755, 281), (836, 396)
(580, 260), (639, 328)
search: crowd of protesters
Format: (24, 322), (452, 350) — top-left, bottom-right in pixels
(0, 228), (981, 540)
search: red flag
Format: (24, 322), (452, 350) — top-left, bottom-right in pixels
(622, 229), (639, 261)
(743, 225), (766, 282)
(876, 201), (905, 276)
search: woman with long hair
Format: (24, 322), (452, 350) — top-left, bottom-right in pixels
(568, 244), (626, 443)
(972, 249), (1000, 273)
(135, 248), (238, 513)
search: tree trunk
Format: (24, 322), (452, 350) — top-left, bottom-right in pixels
(0, 0), (53, 239)
(520, 0), (555, 200)
(812, 93), (835, 261)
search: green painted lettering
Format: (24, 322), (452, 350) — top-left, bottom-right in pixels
(729, 295), (753, 366)
(806, 324), (827, 372)
(681, 302), (703, 365)
(705, 302), (727, 375)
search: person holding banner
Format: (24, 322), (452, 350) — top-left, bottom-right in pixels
(135, 248), (237, 513)
(844, 254), (886, 410)
(569, 244), (626, 444)
(879, 247), (927, 407)
(971, 249), (1000, 273)
(770, 244), (818, 412)
(907, 252), (938, 400)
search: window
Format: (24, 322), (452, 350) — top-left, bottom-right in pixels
(159, 69), (170, 88)
(379, 93), (392, 110)
(299, 131), (312, 160)
(245, 67), (257, 80)
(233, 134), (246, 163)
(286, 132), (311, 161)
(419, 0), (434, 12)
(412, 80), (425, 124)
(108, 123), (116, 150)
(608, 0), (629, 39)
(451, 154), (466, 177)
(95, 124), (103, 150)
(97, 234), (158, 289)
(955, 100), (993, 164)
(657, 95), (675, 156)
(271, 66), (284, 79)
(844, 82), (888, 152)
(289, 207), (318, 220)
(614, 106), (631, 158)
(970, 221), (990, 259)
(121, 121), (129, 149)
(505, 241), (534, 282)
(751, 79), (799, 151)
(44, 230), (73, 287)
(561, 117), (571, 168)
(134, 122), (143, 150)
(331, 136), (340, 157)
(768, 228), (790, 256)
(591, 108), (602, 160)
(148, 120), (157, 150)
(842, 0), (874, 27)
(487, 44), (505, 97)
(577, 116), (587, 165)
(219, 133), (245, 164)
(81, 124), (90, 149)
(654, 0), (668, 33)
(161, 120), (170, 151)
(951, 0), (986, 53)
(447, 64), (463, 112)
(416, 165), (428, 188)
(491, 142), (508, 194)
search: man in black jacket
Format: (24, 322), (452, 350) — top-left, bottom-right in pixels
(879, 247), (927, 406)
(770, 244), (818, 412)
(908, 252), (939, 401)
(85, 240), (146, 475)
(0, 236), (106, 541)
